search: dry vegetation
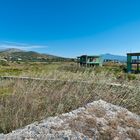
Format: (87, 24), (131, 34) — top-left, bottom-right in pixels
(0, 62), (140, 134)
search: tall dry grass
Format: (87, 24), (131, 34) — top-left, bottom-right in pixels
(0, 65), (140, 133)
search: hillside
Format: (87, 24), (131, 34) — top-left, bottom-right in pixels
(0, 48), (70, 62)
(0, 48), (24, 53)
(1, 100), (140, 140)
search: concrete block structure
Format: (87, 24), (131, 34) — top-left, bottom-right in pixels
(77, 55), (102, 67)
(127, 53), (140, 73)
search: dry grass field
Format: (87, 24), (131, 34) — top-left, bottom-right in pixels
(0, 62), (140, 133)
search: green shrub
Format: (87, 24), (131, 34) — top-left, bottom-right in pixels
(127, 74), (136, 81)
(0, 60), (9, 66)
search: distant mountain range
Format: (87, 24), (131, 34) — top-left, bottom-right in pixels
(101, 53), (127, 62)
(0, 48), (25, 53)
(0, 48), (70, 62)
(0, 48), (127, 62)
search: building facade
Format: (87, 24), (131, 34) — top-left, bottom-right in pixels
(77, 55), (102, 67)
(127, 53), (140, 73)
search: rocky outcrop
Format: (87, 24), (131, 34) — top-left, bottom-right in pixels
(1, 100), (140, 140)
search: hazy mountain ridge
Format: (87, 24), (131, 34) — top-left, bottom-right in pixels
(0, 48), (69, 62)
(0, 48), (25, 53)
(101, 53), (127, 62)
(0, 48), (127, 62)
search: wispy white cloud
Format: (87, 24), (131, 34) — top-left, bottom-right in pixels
(0, 41), (48, 51)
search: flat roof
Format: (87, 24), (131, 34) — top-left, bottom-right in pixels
(127, 53), (140, 56)
(78, 55), (100, 57)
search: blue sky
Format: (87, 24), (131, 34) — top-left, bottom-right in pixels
(0, 0), (140, 57)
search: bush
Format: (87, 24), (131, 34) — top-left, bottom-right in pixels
(0, 60), (9, 66)
(127, 74), (136, 81)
